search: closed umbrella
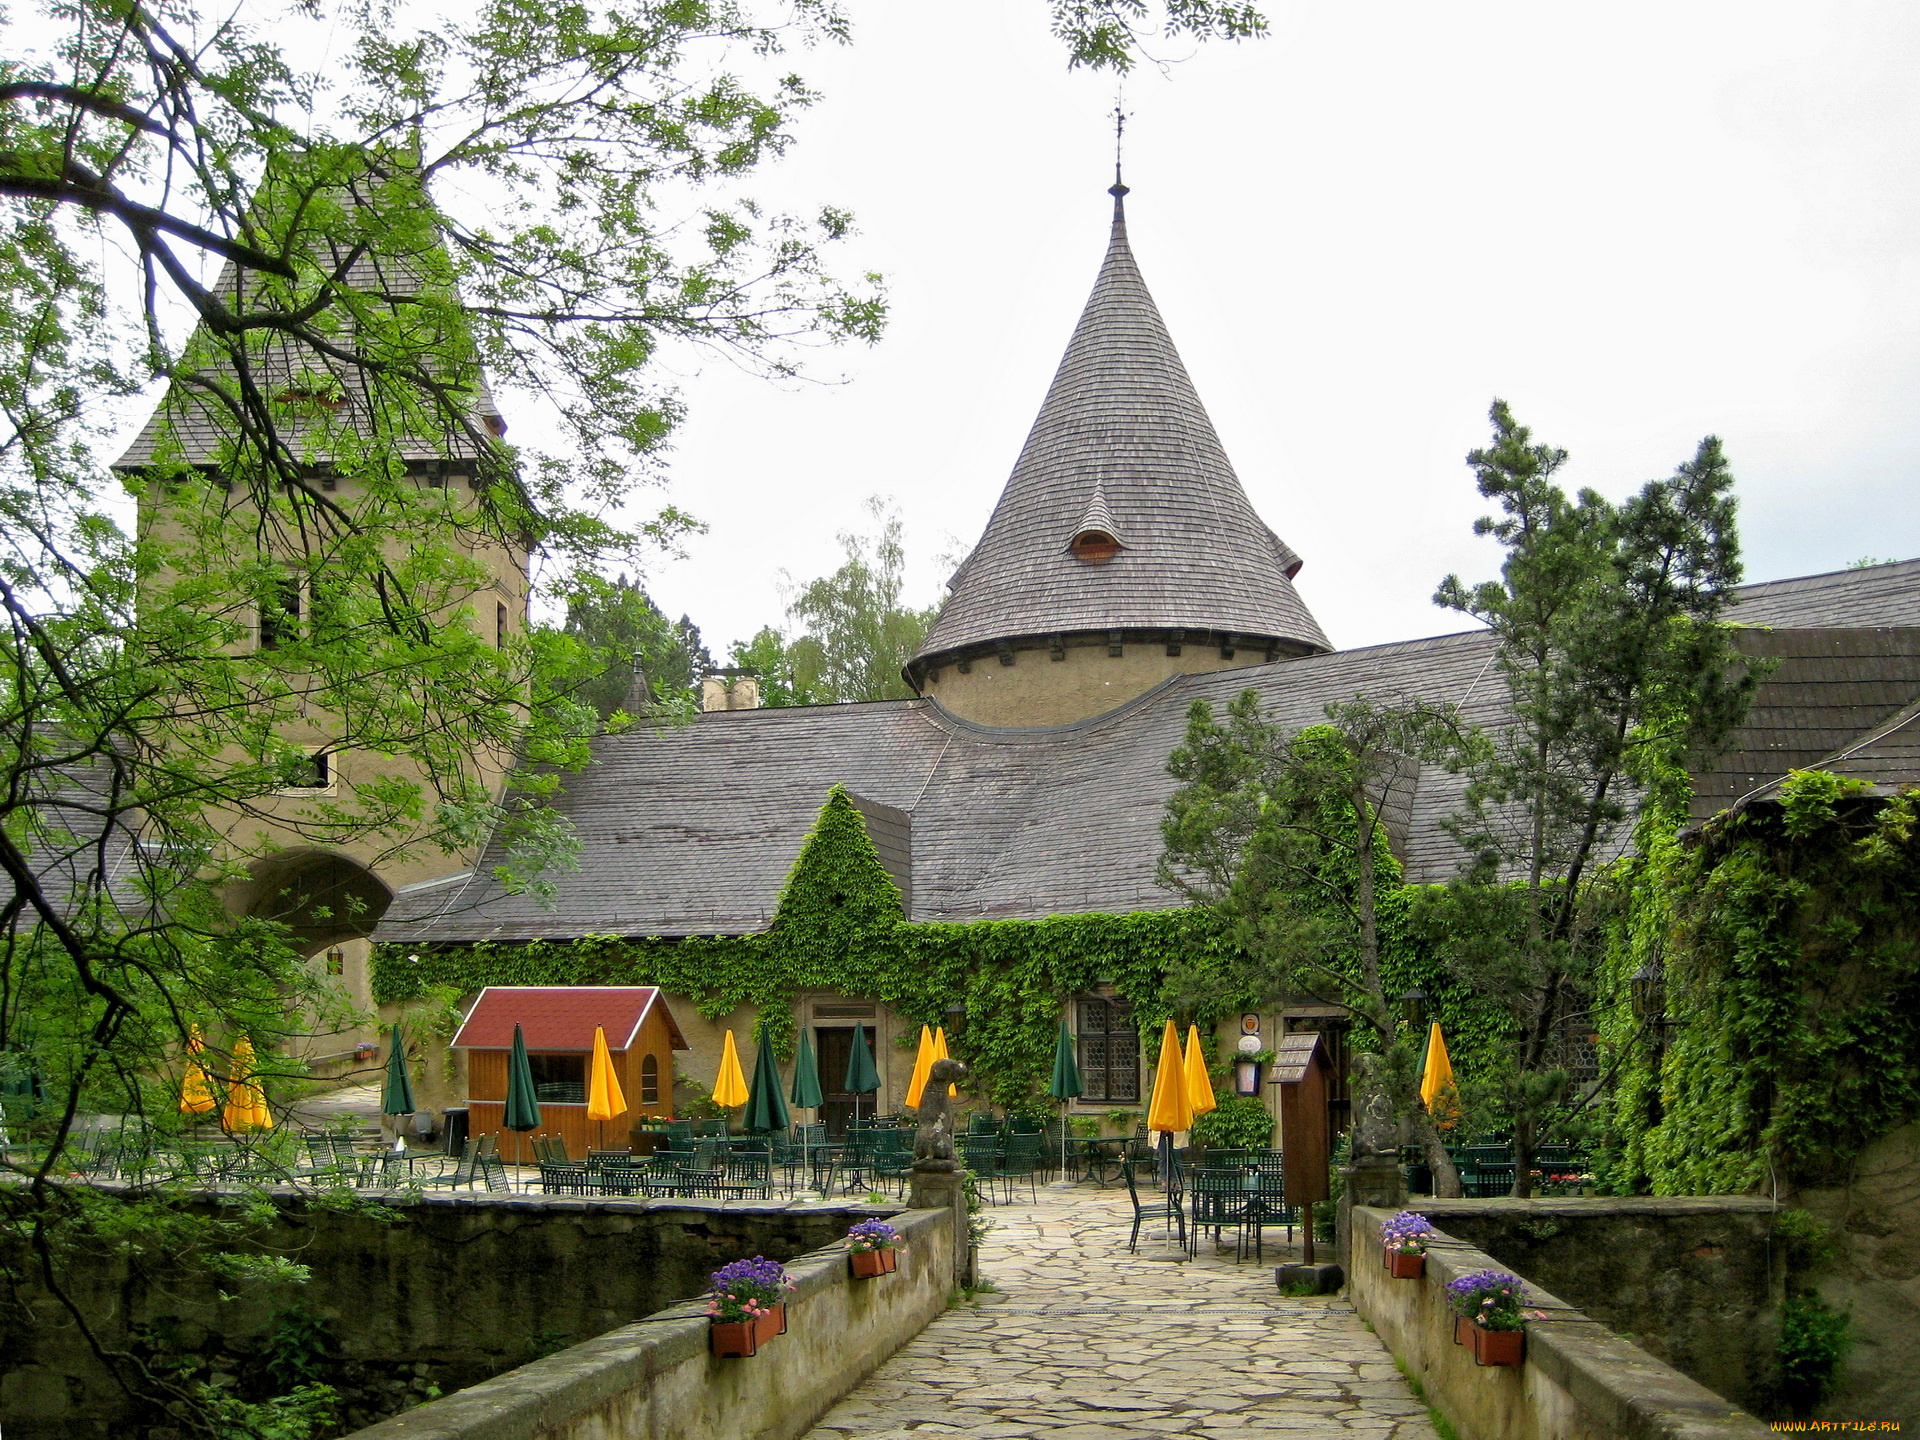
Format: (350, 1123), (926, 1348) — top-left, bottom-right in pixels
(1145, 1020), (1191, 1190)
(713, 1030), (749, 1109)
(180, 1025), (216, 1116)
(504, 1022), (542, 1131)
(931, 1026), (957, 1097)
(223, 1036), (272, 1133)
(382, 1023), (416, 1119)
(789, 1026), (824, 1182)
(743, 1027), (790, 1133)
(1420, 1022), (1461, 1130)
(586, 1025), (627, 1124)
(1048, 1019), (1083, 1179)
(905, 1025), (937, 1111)
(844, 1023), (880, 1125)
(1183, 1025), (1218, 1124)
(789, 1028), (824, 1109)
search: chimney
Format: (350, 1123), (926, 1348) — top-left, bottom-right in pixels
(700, 669), (761, 712)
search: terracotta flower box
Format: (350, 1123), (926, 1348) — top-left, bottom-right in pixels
(1386, 1250), (1425, 1279)
(755, 1303), (787, 1344)
(1469, 1322), (1525, 1367)
(1453, 1314), (1472, 1347)
(850, 1248), (898, 1279)
(710, 1320), (759, 1357)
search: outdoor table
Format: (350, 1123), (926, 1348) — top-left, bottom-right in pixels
(1066, 1136), (1129, 1187)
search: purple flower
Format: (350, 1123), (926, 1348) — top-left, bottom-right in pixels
(1381, 1210), (1437, 1254)
(707, 1255), (793, 1323)
(1444, 1270), (1528, 1330)
(847, 1219), (901, 1252)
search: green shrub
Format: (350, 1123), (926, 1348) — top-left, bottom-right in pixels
(1191, 1094), (1274, 1150)
(1779, 1293), (1849, 1415)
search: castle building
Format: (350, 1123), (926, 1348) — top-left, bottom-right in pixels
(373, 185), (1920, 1127)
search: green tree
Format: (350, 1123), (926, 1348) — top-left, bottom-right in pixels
(730, 498), (937, 705)
(1160, 692), (1469, 1197)
(560, 575), (712, 722)
(1420, 400), (1753, 1196)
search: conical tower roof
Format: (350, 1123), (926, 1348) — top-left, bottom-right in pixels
(913, 188), (1329, 669)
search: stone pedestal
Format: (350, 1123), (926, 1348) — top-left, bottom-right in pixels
(1274, 1262), (1345, 1295)
(1337, 1160), (1406, 1270)
(909, 1163), (972, 1287)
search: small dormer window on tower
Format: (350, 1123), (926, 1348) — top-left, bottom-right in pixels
(1066, 483), (1125, 565)
(1068, 528), (1123, 564)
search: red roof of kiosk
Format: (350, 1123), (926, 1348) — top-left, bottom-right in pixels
(450, 986), (688, 1053)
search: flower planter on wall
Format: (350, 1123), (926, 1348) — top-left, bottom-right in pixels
(710, 1320), (758, 1358)
(850, 1248), (898, 1279)
(1386, 1250), (1425, 1279)
(755, 1303), (787, 1344)
(1469, 1322), (1525, 1367)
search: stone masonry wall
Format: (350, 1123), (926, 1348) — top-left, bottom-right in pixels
(1406, 1196), (1783, 1416)
(0, 1185), (899, 1438)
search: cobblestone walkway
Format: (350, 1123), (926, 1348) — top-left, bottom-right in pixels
(806, 1188), (1439, 1440)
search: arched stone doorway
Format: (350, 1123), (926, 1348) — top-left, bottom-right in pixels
(233, 848), (393, 956)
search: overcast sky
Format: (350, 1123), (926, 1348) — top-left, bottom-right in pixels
(599, 0), (1920, 659)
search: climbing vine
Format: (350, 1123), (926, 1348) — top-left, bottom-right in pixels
(1602, 770), (1920, 1193)
(376, 787), (1240, 1105)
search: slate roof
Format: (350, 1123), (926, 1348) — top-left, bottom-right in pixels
(911, 190), (1329, 668)
(378, 560), (1920, 945)
(112, 230), (503, 473)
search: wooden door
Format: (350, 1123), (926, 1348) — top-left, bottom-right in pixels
(815, 1026), (858, 1138)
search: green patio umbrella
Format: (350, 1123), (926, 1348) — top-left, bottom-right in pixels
(743, 1028), (791, 1134)
(844, 1023), (881, 1126)
(504, 1022), (542, 1132)
(381, 1024), (417, 1118)
(789, 1028), (824, 1110)
(1048, 1019), (1082, 1179)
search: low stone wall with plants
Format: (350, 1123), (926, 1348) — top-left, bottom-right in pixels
(1407, 1195), (1783, 1416)
(342, 1203), (956, 1440)
(1349, 1205), (1771, 1440)
(0, 1185), (904, 1438)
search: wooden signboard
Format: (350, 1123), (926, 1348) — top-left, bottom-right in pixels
(1271, 1030), (1332, 1205)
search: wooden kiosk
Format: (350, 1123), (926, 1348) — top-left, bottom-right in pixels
(1271, 1029), (1334, 1261)
(450, 986), (688, 1163)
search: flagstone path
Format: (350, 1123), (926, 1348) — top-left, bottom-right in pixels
(804, 1188), (1439, 1440)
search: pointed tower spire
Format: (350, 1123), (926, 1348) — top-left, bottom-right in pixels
(907, 184), (1329, 724)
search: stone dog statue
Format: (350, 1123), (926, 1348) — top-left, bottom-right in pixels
(911, 1057), (971, 1171)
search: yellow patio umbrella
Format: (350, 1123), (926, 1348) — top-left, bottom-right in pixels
(1420, 1022), (1462, 1130)
(586, 1025), (628, 1122)
(931, 1026), (957, 1097)
(223, 1036), (272, 1132)
(1183, 1025), (1218, 1120)
(713, 1029), (750, 1109)
(179, 1025), (216, 1116)
(1145, 1020), (1193, 1135)
(905, 1025), (937, 1110)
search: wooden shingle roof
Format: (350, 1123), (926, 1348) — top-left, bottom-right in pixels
(912, 190), (1329, 667)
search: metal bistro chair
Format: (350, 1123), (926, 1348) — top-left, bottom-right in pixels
(538, 1161), (597, 1195)
(1187, 1166), (1250, 1256)
(869, 1129), (914, 1197)
(1000, 1133), (1043, 1204)
(1238, 1166), (1293, 1261)
(1123, 1160), (1186, 1253)
(722, 1148), (773, 1198)
(957, 1135), (1008, 1204)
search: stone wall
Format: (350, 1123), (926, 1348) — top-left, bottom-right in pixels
(0, 1186), (904, 1438)
(342, 1203), (956, 1440)
(1791, 1120), (1920, 1429)
(1406, 1196), (1783, 1415)
(1349, 1206), (1771, 1440)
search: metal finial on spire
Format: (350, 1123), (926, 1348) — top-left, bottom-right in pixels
(1109, 95), (1130, 200)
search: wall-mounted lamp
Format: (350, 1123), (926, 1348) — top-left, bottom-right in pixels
(1233, 1033), (1264, 1095)
(1401, 986), (1429, 1034)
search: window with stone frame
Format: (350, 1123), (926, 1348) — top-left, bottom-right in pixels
(1076, 997), (1140, 1103)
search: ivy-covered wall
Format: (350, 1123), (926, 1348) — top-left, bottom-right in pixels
(1603, 771), (1920, 1193)
(375, 786), (1505, 1107)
